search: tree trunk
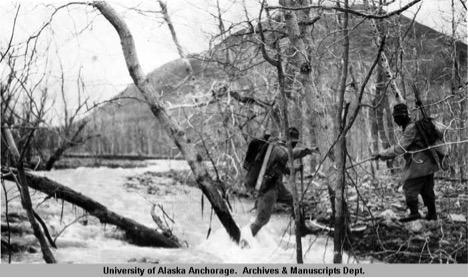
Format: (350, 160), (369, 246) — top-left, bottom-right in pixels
(3, 170), (180, 248)
(333, 0), (350, 264)
(45, 146), (66, 171)
(3, 126), (56, 263)
(371, 17), (405, 105)
(279, 61), (304, 264)
(370, 102), (379, 170)
(280, 0), (319, 263)
(375, 64), (396, 172)
(92, 2), (240, 243)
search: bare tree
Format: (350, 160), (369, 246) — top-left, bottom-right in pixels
(91, 1), (241, 243)
(42, 64), (99, 170)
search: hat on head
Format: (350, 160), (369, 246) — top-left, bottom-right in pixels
(392, 103), (408, 116)
(288, 127), (300, 142)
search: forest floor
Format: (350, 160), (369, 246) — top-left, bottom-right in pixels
(163, 167), (468, 264)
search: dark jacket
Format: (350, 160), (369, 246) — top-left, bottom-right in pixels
(261, 143), (309, 191)
(379, 122), (440, 180)
(244, 141), (309, 192)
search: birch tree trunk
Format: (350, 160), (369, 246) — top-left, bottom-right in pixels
(2, 125), (56, 263)
(371, 14), (405, 105)
(92, 1), (240, 243)
(375, 64), (396, 172)
(279, 0), (318, 263)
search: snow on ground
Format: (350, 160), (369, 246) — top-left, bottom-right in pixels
(1, 160), (359, 264)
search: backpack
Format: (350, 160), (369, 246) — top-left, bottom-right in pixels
(415, 118), (450, 170)
(243, 136), (272, 189)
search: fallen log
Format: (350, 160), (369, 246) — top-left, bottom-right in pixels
(3, 171), (180, 248)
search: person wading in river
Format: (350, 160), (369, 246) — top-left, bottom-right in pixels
(372, 103), (443, 222)
(246, 127), (319, 239)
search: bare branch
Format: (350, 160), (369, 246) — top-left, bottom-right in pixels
(258, 0), (280, 67)
(460, 0), (467, 10)
(2, 125), (56, 263)
(0, 4), (21, 64)
(157, 0), (185, 58)
(266, 0), (422, 19)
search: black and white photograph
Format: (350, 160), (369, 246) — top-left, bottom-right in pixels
(0, 0), (467, 271)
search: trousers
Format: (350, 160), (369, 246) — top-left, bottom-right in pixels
(403, 173), (435, 206)
(250, 179), (294, 236)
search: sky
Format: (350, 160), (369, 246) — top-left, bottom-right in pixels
(0, 0), (263, 121)
(0, 0), (466, 122)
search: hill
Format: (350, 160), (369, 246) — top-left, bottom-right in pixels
(68, 11), (466, 160)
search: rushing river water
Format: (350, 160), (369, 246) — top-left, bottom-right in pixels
(1, 160), (360, 264)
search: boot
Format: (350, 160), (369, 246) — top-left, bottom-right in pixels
(399, 201), (421, 223)
(425, 203), (438, 221)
